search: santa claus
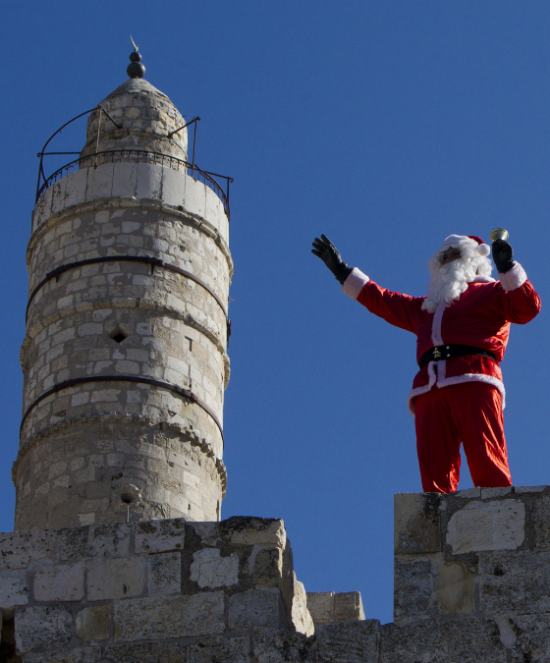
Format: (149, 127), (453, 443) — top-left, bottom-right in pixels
(312, 233), (541, 493)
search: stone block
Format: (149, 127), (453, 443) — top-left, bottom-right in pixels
(0, 570), (29, 608)
(252, 630), (315, 663)
(34, 561), (85, 601)
(219, 516), (287, 548)
(114, 591), (225, 641)
(86, 162), (114, 200)
(111, 162), (138, 199)
(252, 546), (285, 588)
(62, 167), (88, 209)
(134, 518), (185, 554)
(394, 492), (441, 554)
(446, 499), (525, 554)
(102, 637), (250, 663)
(380, 617), (507, 663)
(532, 494), (550, 549)
(394, 559), (432, 621)
(75, 605), (111, 641)
(136, 163), (163, 200)
(87, 557), (145, 600)
(292, 575), (315, 636)
(481, 486), (513, 499)
(334, 591), (365, 622)
(15, 605), (73, 654)
(317, 620), (380, 663)
(59, 522), (131, 560)
(148, 552), (181, 595)
(307, 592), (334, 624)
(480, 551), (550, 614)
(23, 646), (102, 663)
(161, 166), (186, 208)
(228, 588), (286, 631)
(515, 485), (547, 493)
(455, 487), (481, 499)
(437, 562), (474, 615)
(507, 614), (550, 661)
(0, 529), (56, 569)
(190, 548), (239, 589)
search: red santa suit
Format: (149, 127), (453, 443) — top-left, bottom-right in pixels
(342, 262), (541, 493)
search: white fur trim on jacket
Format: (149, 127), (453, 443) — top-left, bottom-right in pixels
(432, 301), (445, 346)
(342, 268), (370, 300)
(499, 263), (528, 292)
(407, 370), (506, 414)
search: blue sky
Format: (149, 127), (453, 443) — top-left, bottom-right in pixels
(2, 1), (550, 625)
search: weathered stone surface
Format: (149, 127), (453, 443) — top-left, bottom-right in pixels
(446, 499), (525, 554)
(34, 562), (85, 601)
(15, 605), (73, 654)
(148, 551), (181, 595)
(480, 551), (550, 614)
(134, 518), (185, 554)
(59, 523), (131, 560)
(394, 492), (441, 554)
(307, 592), (334, 624)
(437, 561), (474, 615)
(228, 588), (286, 631)
(17, 83), (230, 531)
(0, 569), (29, 608)
(220, 517), (287, 548)
(481, 487), (513, 499)
(455, 488), (481, 499)
(380, 617), (507, 663)
(532, 494), (550, 550)
(75, 605), (111, 641)
(252, 629), (314, 663)
(334, 591), (365, 622)
(87, 557), (145, 600)
(0, 530), (56, 569)
(291, 575), (315, 636)
(317, 620), (380, 663)
(252, 546), (285, 588)
(507, 613), (550, 662)
(190, 548), (239, 589)
(114, 591), (225, 640)
(24, 646), (102, 663)
(102, 637), (250, 663)
(394, 559), (432, 620)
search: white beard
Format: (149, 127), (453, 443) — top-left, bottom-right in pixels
(422, 247), (493, 313)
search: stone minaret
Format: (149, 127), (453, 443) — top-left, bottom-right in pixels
(14, 49), (232, 530)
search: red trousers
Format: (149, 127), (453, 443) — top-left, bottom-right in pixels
(414, 381), (512, 493)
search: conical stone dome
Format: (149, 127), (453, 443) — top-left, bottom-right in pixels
(80, 77), (188, 161)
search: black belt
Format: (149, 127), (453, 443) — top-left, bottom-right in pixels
(418, 344), (497, 370)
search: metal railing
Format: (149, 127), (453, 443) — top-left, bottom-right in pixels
(36, 149), (233, 220)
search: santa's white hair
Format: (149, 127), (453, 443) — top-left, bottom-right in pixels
(422, 235), (493, 313)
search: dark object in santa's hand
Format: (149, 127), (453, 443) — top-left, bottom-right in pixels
(492, 239), (515, 274)
(311, 235), (353, 284)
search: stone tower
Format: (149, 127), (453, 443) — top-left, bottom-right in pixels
(13, 50), (232, 530)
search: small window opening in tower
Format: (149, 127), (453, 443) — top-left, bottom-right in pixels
(109, 327), (130, 344)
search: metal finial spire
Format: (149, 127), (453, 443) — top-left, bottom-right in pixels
(127, 37), (146, 79)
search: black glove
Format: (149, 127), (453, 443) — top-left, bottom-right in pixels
(312, 235), (353, 284)
(492, 239), (515, 274)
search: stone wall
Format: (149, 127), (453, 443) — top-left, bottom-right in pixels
(389, 485), (550, 661)
(5, 488), (550, 661)
(0, 516), (314, 662)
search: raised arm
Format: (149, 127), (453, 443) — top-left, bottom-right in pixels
(492, 239), (541, 323)
(312, 235), (421, 333)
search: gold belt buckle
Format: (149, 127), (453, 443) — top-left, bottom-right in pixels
(433, 347), (441, 359)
